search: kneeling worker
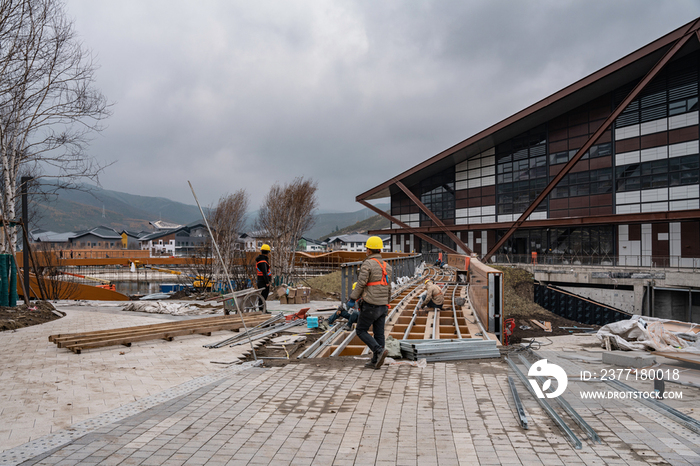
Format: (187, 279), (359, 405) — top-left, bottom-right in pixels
(328, 283), (359, 330)
(347, 236), (392, 369)
(419, 279), (444, 312)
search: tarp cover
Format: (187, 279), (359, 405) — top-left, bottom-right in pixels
(597, 315), (700, 353)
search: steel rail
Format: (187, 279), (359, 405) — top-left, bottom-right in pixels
(451, 285), (462, 339)
(507, 376), (529, 429)
(330, 330), (356, 356)
(606, 379), (700, 435)
(309, 324), (348, 358)
(297, 322), (345, 359)
(228, 320), (306, 347)
(205, 313), (285, 348)
(518, 355), (601, 443)
(505, 358), (582, 449)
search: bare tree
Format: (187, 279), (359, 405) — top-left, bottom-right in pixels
(256, 177), (318, 282)
(35, 242), (78, 299)
(0, 0), (110, 254)
(209, 190), (252, 291)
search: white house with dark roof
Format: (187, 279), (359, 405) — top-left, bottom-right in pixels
(324, 234), (391, 252)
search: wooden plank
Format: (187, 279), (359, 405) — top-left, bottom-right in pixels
(64, 319), (266, 353)
(53, 316), (270, 347)
(530, 319), (547, 330)
(54, 315), (271, 348)
(49, 313), (263, 342)
(543, 321), (552, 332)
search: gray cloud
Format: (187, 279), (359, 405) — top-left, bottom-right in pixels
(66, 0), (700, 213)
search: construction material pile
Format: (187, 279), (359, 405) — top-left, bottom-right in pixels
(399, 338), (499, 362)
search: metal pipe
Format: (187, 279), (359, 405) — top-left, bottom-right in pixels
(606, 379), (700, 435)
(188, 181), (256, 360)
(507, 376), (529, 430)
(517, 355), (601, 443)
(330, 330), (356, 356)
(505, 358), (582, 450)
(310, 324), (347, 358)
(451, 284), (462, 339)
(297, 322), (344, 358)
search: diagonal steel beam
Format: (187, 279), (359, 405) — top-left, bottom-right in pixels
(395, 181), (473, 255)
(483, 23), (699, 262)
(357, 199), (458, 254)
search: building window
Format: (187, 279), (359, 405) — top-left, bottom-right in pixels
(496, 126), (549, 217)
(418, 167), (455, 225)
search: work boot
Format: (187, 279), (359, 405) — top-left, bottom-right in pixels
(374, 348), (389, 369)
(364, 353), (378, 368)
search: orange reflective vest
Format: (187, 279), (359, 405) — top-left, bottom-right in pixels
(256, 258), (271, 277)
(366, 258), (389, 286)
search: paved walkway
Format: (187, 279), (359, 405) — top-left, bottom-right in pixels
(1, 303), (700, 465)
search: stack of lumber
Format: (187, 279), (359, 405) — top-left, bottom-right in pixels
(49, 312), (270, 354)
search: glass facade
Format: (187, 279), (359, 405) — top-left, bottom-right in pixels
(391, 50), (700, 260)
(496, 125), (548, 217)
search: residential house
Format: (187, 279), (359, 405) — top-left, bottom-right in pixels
(324, 234), (391, 252)
(139, 221), (210, 256)
(298, 237), (326, 252)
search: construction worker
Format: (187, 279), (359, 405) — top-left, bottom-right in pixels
(328, 282), (359, 330)
(419, 279), (444, 314)
(347, 236), (392, 369)
(256, 244), (272, 300)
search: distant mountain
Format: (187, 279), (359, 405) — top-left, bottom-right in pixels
(317, 213), (391, 240)
(31, 182), (204, 232)
(305, 204), (389, 240)
(242, 204), (390, 240)
(30, 182), (390, 238)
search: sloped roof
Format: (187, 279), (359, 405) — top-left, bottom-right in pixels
(326, 234), (391, 243)
(357, 17), (700, 201)
(150, 220), (182, 230)
(72, 226), (121, 240)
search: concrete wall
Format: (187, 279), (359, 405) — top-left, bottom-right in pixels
(558, 286), (636, 314)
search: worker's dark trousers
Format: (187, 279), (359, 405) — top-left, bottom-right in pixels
(257, 280), (270, 300)
(356, 303), (387, 355)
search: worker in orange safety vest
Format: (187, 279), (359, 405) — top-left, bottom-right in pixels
(347, 236), (392, 370)
(255, 244), (272, 300)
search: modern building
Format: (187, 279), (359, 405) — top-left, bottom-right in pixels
(359, 17), (700, 268)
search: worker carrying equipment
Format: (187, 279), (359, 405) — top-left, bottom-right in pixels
(256, 245), (272, 300)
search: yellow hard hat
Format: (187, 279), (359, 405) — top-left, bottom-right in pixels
(425, 279), (433, 285)
(352, 282), (357, 290)
(365, 236), (384, 250)
(261, 244), (271, 252)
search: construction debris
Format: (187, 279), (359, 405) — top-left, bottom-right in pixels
(596, 315), (700, 353)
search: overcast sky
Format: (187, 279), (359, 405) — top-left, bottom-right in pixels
(65, 0), (700, 213)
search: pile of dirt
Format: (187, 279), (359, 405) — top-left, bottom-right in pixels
(494, 266), (599, 344)
(274, 271), (341, 301)
(0, 301), (62, 332)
